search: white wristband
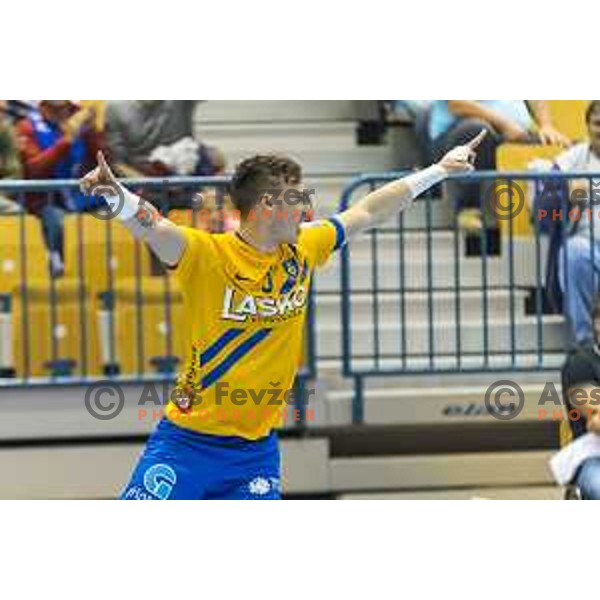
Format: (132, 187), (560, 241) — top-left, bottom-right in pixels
(404, 165), (447, 198)
(103, 183), (143, 221)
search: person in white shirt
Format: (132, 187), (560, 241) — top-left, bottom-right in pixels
(429, 101), (570, 231)
(557, 303), (600, 499)
(551, 101), (600, 344)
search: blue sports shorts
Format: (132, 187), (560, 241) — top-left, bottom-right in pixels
(120, 419), (281, 500)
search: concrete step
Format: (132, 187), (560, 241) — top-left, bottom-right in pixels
(311, 392), (353, 427)
(330, 379), (563, 426)
(317, 352), (565, 374)
(315, 289), (529, 324)
(199, 121), (357, 151)
(317, 367), (561, 393)
(312, 194), (451, 226)
(344, 230), (466, 260)
(316, 316), (566, 358)
(329, 450), (554, 492)
(314, 255), (509, 292)
(222, 146), (396, 175)
(503, 237), (550, 286)
(0, 437), (330, 498)
(338, 486), (562, 500)
(0, 439), (561, 498)
(318, 230), (548, 290)
(194, 100), (358, 123)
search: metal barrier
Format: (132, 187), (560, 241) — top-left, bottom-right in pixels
(0, 177), (317, 428)
(2, 170), (599, 428)
(338, 170), (600, 422)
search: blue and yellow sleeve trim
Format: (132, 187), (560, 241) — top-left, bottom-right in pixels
(327, 216), (347, 252)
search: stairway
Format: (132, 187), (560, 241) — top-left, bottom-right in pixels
(194, 100), (396, 215)
(193, 101), (567, 429)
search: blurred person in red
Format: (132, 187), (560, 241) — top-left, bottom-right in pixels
(16, 100), (105, 276)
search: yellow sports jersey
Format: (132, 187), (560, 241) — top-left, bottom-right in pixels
(165, 217), (346, 440)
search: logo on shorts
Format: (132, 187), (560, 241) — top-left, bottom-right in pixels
(143, 464), (177, 500)
(248, 476), (271, 496)
(248, 476), (281, 496)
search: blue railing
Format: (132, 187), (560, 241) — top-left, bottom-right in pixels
(1, 170), (598, 427)
(0, 177), (317, 427)
(338, 170), (600, 422)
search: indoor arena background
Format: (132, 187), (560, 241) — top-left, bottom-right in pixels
(0, 100), (591, 499)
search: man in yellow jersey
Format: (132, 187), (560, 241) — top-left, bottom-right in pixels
(80, 131), (485, 499)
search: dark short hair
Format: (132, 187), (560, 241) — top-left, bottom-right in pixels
(229, 154), (302, 218)
(585, 101), (600, 124)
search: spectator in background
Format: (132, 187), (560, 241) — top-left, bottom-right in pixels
(429, 101), (570, 231)
(105, 101), (225, 180)
(534, 101), (600, 345)
(106, 101), (228, 239)
(16, 100), (104, 276)
(560, 301), (600, 499)
(0, 101), (23, 212)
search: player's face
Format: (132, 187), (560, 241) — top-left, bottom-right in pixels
(267, 181), (314, 243)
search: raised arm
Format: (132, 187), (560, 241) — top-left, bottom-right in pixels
(79, 151), (186, 266)
(337, 130), (486, 240)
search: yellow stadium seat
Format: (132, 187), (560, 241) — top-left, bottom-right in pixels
(559, 419), (574, 448)
(80, 100), (106, 131)
(107, 276), (185, 376)
(547, 100), (589, 142)
(495, 143), (565, 237)
(493, 102), (590, 237)
(12, 278), (101, 378)
(0, 215), (49, 293)
(63, 215), (152, 291)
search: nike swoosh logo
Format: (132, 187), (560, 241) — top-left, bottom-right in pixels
(235, 274), (252, 282)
